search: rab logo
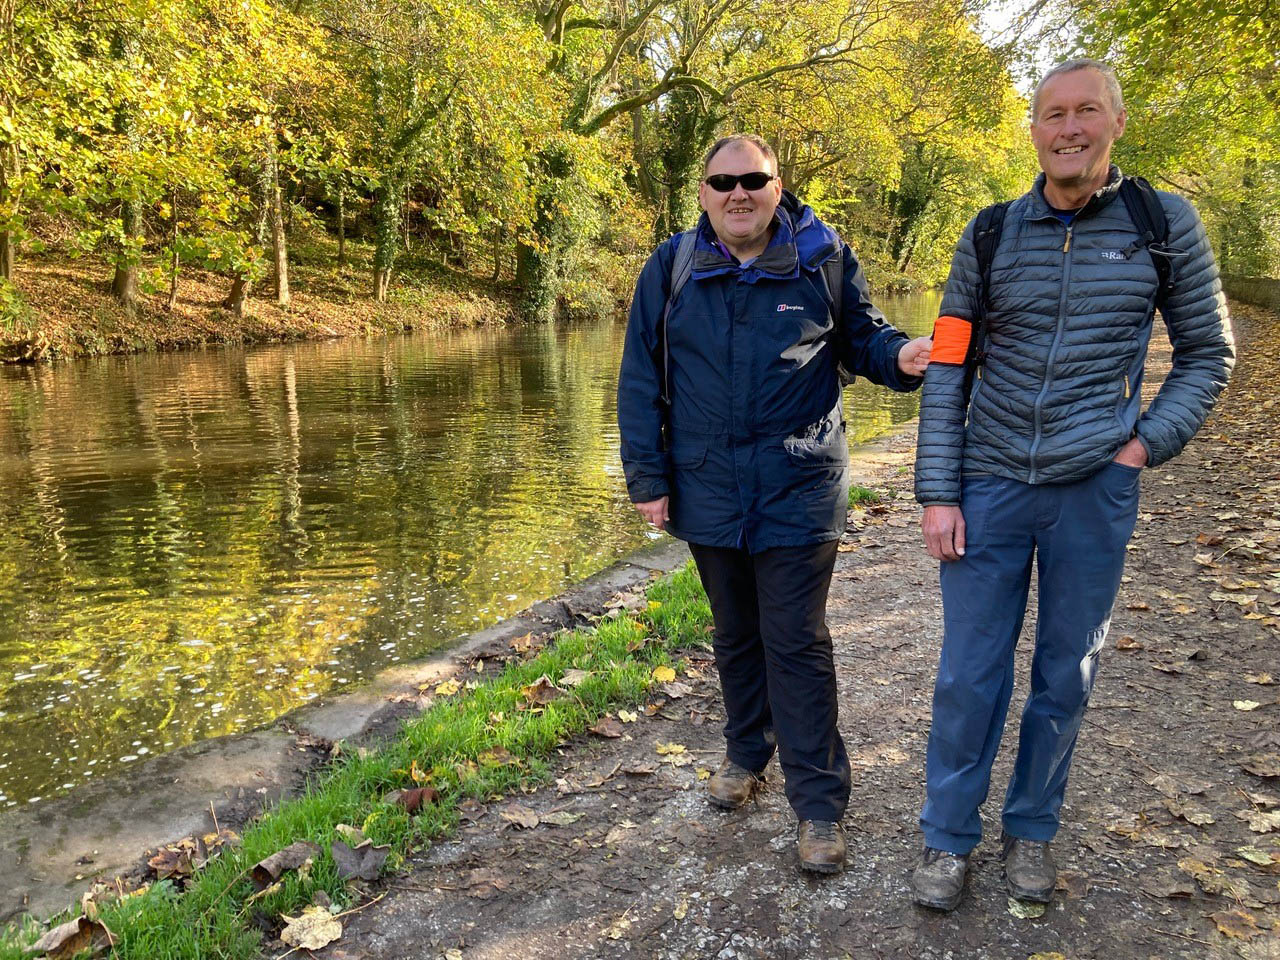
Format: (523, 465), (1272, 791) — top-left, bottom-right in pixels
(1101, 250), (1129, 261)
(777, 303), (804, 312)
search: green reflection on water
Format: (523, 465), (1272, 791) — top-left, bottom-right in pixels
(0, 291), (938, 806)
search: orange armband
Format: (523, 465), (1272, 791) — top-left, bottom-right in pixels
(930, 315), (972, 366)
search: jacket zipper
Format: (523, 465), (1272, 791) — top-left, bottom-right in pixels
(1028, 223), (1073, 481)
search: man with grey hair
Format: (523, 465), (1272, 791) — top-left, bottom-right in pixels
(910, 58), (1233, 909)
(619, 133), (931, 873)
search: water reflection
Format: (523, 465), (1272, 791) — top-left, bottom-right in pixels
(0, 291), (938, 805)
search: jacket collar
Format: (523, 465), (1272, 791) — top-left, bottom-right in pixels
(1025, 165), (1123, 221)
(691, 190), (839, 283)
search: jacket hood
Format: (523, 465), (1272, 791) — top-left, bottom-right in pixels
(691, 190), (841, 282)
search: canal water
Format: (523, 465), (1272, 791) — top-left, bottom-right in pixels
(0, 292), (938, 806)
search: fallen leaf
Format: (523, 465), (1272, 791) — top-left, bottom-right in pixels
(280, 906), (343, 950)
(1115, 635), (1144, 651)
(696, 767), (711, 781)
(618, 709), (639, 723)
(539, 811), (583, 827)
(1194, 552), (1217, 567)
(1172, 604), (1197, 615)
(520, 675), (563, 705)
(673, 896), (689, 920)
(1127, 600), (1152, 610)
(147, 845), (194, 880)
(662, 681), (693, 699)
(1054, 871), (1089, 899)
(561, 669), (591, 687)
(1241, 937), (1280, 960)
(1212, 909), (1260, 940)
(251, 841), (321, 889)
(464, 868), (510, 899)
(331, 839), (390, 881)
(385, 786), (440, 814)
(655, 742), (686, 756)
(1237, 847), (1280, 866)
(604, 820), (637, 844)
(621, 761), (658, 775)
(435, 679), (461, 696)
(478, 745), (516, 766)
(589, 716), (624, 738)
(28, 915), (113, 959)
(1247, 810), (1280, 833)
(651, 665), (676, 684)
(1145, 773), (1182, 798)
(1028, 954), (1067, 960)
(1143, 866), (1197, 898)
(499, 803), (540, 829)
(334, 824), (365, 846)
(1237, 700), (1264, 712)
(1244, 754), (1280, 778)
(1166, 800), (1216, 826)
(1246, 674), (1276, 685)
(1007, 897), (1046, 918)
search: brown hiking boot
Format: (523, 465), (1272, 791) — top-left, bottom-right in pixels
(796, 820), (846, 874)
(912, 847), (969, 911)
(1001, 834), (1056, 902)
(707, 758), (764, 809)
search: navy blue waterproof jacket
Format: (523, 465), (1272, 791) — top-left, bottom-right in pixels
(618, 193), (920, 552)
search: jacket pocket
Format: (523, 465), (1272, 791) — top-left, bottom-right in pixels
(670, 438), (708, 469)
(783, 416), (847, 466)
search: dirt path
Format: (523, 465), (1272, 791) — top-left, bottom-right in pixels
(334, 303), (1280, 960)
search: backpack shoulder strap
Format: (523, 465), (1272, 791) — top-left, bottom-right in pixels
(818, 246), (851, 384)
(659, 230), (697, 406)
(965, 200), (1010, 395)
(1118, 175), (1173, 304)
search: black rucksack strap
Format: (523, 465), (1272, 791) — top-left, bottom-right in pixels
(966, 200), (1010, 396)
(659, 230), (697, 406)
(1118, 175), (1173, 305)
(818, 250), (851, 385)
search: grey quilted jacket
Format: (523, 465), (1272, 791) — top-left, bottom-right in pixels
(915, 168), (1234, 505)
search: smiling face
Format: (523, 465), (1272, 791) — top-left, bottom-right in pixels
(698, 142), (783, 260)
(1030, 67), (1127, 208)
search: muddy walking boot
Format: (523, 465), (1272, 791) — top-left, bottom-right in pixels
(707, 758), (765, 809)
(911, 848), (970, 911)
(1001, 834), (1056, 902)
(796, 820), (846, 874)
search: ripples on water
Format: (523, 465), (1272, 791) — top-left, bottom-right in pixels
(0, 292), (938, 805)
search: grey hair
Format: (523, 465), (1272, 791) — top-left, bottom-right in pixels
(1031, 58), (1125, 119)
(703, 134), (779, 176)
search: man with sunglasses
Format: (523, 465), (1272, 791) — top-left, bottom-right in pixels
(618, 134), (931, 874)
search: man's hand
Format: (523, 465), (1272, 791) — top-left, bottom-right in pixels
(898, 336), (933, 377)
(1112, 437), (1149, 469)
(634, 496), (670, 531)
(922, 505), (966, 561)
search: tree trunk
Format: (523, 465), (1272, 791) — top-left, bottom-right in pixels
(0, 143), (15, 281)
(490, 227), (503, 283)
(110, 195), (141, 311)
(266, 129), (289, 306)
(336, 182), (346, 269)
(166, 187), (179, 310)
(372, 177), (400, 302)
(223, 276), (250, 316)
(110, 26), (141, 313)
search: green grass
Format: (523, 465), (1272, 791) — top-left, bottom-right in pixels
(0, 563), (711, 960)
(848, 484), (881, 507)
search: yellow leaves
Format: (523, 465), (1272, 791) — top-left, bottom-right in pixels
(656, 741), (693, 766)
(651, 665), (676, 683)
(617, 709), (639, 723)
(1212, 909), (1261, 940)
(1235, 700), (1263, 711)
(673, 896), (689, 920)
(655, 742), (685, 756)
(435, 678), (461, 696)
(1006, 898), (1045, 918)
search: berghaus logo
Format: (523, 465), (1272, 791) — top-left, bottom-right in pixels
(777, 303), (804, 312)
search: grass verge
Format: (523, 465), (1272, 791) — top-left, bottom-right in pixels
(0, 563), (710, 960)
(848, 484), (881, 507)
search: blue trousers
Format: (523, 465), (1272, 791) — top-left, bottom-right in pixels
(689, 540), (850, 822)
(920, 463), (1141, 854)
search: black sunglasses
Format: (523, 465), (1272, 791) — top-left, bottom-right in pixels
(703, 172), (776, 192)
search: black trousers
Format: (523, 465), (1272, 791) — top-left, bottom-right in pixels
(689, 540), (850, 822)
